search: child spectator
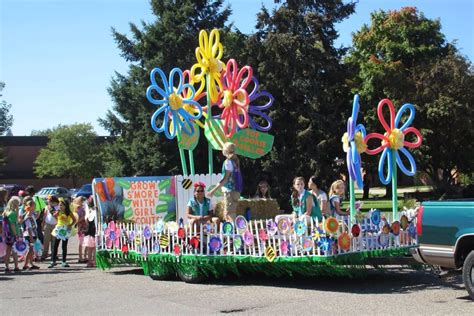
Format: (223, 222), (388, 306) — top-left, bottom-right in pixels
(208, 142), (243, 222)
(187, 182), (218, 225)
(2, 197), (21, 273)
(22, 199), (40, 270)
(49, 198), (76, 268)
(41, 195), (59, 261)
(73, 196), (88, 263)
(254, 180), (271, 199)
(290, 177), (322, 223)
(308, 176), (328, 216)
(328, 180), (350, 218)
(84, 196), (96, 268)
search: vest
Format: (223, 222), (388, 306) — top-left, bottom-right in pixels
(221, 159), (243, 193)
(189, 197), (211, 216)
(291, 190), (322, 221)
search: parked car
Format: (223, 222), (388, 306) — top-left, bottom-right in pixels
(411, 200), (474, 300)
(35, 187), (71, 200)
(0, 184), (25, 198)
(73, 184), (92, 199)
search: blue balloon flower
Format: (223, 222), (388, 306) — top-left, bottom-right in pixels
(342, 94), (367, 189)
(146, 67), (203, 140)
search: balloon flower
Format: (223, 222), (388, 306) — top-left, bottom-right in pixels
(342, 94), (367, 225)
(190, 29), (225, 174)
(146, 67), (203, 140)
(248, 77), (274, 132)
(216, 59), (253, 138)
(190, 29), (224, 104)
(365, 99), (422, 217)
(146, 67), (203, 175)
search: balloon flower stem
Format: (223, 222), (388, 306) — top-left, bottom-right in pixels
(206, 73), (213, 175)
(349, 179), (355, 226)
(391, 148), (398, 220)
(189, 149), (195, 175)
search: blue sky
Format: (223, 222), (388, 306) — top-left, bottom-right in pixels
(1, 0), (472, 136)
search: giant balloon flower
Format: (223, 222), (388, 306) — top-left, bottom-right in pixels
(341, 95), (367, 189)
(146, 67), (203, 140)
(364, 99), (422, 185)
(190, 29), (224, 103)
(247, 77), (274, 132)
(216, 59), (253, 138)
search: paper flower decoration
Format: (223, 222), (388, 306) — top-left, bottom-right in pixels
(302, 238), (313, 252)
(342, 95), (367, 189)
(408, 223), (417, 238)
(141, 245), (148, 257)
(209, 237), (222, 252)
(325, 217), (339, 234)
(313, 227), (323, 241)
(174, 244), (181, 256)
(104, 221), (120, 248)
(189, 236), (200, 249)
(371, 210), (381, 226)
(258, 228), (268, 241)
(247, 77), (274, 132)
(235, 216), (248, 233)
(121, 244), (129, 254)
(190, 29), (224, 103)
(178, 227), (186, 239)
(351, 224), (361, 237)
(355, 211), (366, 224)
(216, 59), (253, 138)
(13, 240), (29, 256)
(143, 225), (152, 240)
(266, 219), (277, 236)
(318, 236), (332, 253)
(277, 218), (290, 235)
(53, 225), (71, 241)
(243, 231), (254, 246)
(280, 240), (288, 255)
(152, 242), (161, 253)
(378, 233), (389, 248)
(400, 215), (409, 230)
(155, 219), (165, 233)
(364, 99), (422, 185)
(338, 232), (351, 251)
(294, 220), (306, 236)
(233, 235), (243, 251)
(146, 67), (203, 140)
(222, 222), (233, 235)
(391, 221), (401, 236)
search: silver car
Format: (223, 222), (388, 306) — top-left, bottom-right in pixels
(35, 186), (71, 200)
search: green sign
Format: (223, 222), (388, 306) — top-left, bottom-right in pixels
(230, 128), (274, 159)
(155, 204), (168, 213)
(117, 179), (131, 189)
(177, 122), (199, 150)
(159, 193), (174, 202)
(158, 178), (171, 190)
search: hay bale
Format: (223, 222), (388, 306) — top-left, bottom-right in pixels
(216, 198), (281, 220)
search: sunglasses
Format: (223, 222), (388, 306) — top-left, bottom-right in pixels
(196, 190), (205, 193)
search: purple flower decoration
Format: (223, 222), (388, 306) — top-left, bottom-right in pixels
(247, 77), (274, 132)
(342, 94), (367, 189)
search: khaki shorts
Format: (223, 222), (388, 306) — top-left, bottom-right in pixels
(222, 191), (240, 221)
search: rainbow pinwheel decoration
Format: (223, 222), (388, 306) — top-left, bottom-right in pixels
(365, 99), (422, 217)
(217, 59), (253, 138)
(248, 77), (274, 132)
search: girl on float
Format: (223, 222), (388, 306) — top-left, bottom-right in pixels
(290, 177), (322, 224)
(2, 196), (21, 273)
(22, 199), (40, 270)
(187, 182), (219, 226)
(254, 180), (271, 199)
(308, 176), (328, 217)
(328, 180), (350, 220)
(49, 198), (76, 268)
(208, 142), (243, 222)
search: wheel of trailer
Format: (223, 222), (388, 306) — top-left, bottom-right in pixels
(176, 263), (207, 283)
(462, 250), (474, 300)
(149, 262), (174, 281)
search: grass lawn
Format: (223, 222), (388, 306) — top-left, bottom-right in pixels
(341, 199), (415, 213)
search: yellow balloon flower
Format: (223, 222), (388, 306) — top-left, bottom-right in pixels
(190, 29), (224, 103)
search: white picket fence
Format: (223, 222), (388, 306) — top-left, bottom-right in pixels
(175, 173), (225, 224)
(97, 215), (418, 261)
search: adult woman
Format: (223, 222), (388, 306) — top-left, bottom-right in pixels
(187, 182), (218, 226)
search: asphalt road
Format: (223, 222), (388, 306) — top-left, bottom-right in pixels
(1, 242), (473, 315)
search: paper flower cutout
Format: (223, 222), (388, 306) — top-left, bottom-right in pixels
(318, 236), (332, 253)
(104, 221), (121, 248)
(121, 244), (129, 254)
(146, 67), (203, 140)
(152, 242), (161, 253)
(280, 240), (288, 255)
(141, 244), (148, 257)
(222, 222), (233, 235)
(178, 227), (185, 239)
(243, 231), (254, 246)
(302, 238), (313, 252)
(391, 221), (401, 236)
(351, 224), (361, 237)
(247, 77), (274, 132)
(378, 233), (389, 248)
(174, 244), (181, 256)
(325, 217), (339, 234)
(342, 95), (367, 189)
(209, 237), (222, 252)
(13, 240), (29, 256)
(216, 59), (253, 138)
(338, 232), (351, 251)
(233, 235), (243, 251)
(266, 219), (277, 236)
(313, 227), (324, 241)
(277, 218), (290, 235)
(190, 29), (224, 103)
(53, 225), (71, 241)
(189, 236), (200, 249)
(371, 210), (381, 226)
(258, 228), (268, 241)
(155, 220), (165, 233)
(400, 215), (409, 230)
(364, 99), (422, 185)
(143, 225), (152, 240)
(294, 220), (306, 236)
(235, 216), (248, 233)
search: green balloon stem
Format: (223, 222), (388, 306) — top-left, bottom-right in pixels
(177, 129), (188, 176)
(349, 179), (355, 227)
(391, 149), (398, 220)
(189, 150), (195, 175)
(206, 73), (214, 175)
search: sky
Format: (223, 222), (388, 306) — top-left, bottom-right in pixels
(1, 0), (473, 136)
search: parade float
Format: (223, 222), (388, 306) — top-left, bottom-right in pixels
(94, 29), (422, 282)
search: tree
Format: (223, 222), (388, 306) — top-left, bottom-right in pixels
(346, 7), (473, 195)
(0, 82), (13, 135)
(99, 0), (234, 177)
(34, 123), (104, 187)
(242, 0), (355, 207)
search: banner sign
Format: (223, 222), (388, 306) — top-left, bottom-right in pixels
(93, 176), (176, 225)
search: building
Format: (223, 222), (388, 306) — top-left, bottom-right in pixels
(0, 136), (109, 189)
